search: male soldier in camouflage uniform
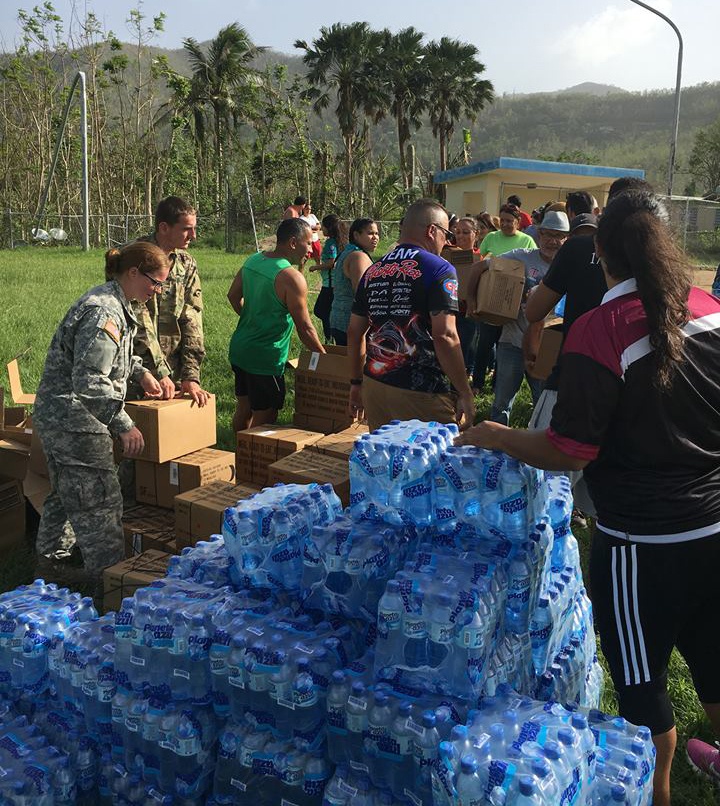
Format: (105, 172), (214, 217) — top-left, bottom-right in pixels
(134, 196), (210, 406)
(34, 242), (168, 604)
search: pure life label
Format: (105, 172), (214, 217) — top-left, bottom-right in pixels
(308, 352), (320, 371)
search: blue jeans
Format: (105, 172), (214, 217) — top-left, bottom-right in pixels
(456, 315), (479, 373)
(472, 322), (502, 388)
(490, 342), (544, 425)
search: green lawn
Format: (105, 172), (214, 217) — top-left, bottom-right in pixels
(1, 245), (717, 803)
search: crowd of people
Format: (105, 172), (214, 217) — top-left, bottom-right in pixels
(31, 183), (720, 804)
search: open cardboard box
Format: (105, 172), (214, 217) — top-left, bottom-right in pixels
(6, 359), (36, 406)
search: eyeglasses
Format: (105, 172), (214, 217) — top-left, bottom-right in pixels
(140, 270), (164, 291)
(432, 222), (456, 244)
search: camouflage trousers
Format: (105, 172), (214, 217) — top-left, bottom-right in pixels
(35, 432), (124, 593)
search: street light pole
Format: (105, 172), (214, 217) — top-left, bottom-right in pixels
(628, 0), (683, 197)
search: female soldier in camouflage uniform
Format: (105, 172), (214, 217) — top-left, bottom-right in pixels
(34, 242), (169, 605)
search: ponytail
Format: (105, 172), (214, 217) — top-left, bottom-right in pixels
(596, 191), (691, 390)
(103, 241), (169, 283)
(104, 248), (122, 281)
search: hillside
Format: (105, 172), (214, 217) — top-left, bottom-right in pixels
(4, 36), (719, 193)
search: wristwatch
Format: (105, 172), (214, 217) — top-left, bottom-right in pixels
(350, 378), (363, 386)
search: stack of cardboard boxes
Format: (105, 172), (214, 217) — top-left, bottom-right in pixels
(2, 356), (370, 613)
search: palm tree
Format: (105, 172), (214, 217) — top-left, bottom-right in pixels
(183, 23), (263, 209)
(423, 38), (494, 176)
(295, 22), (386, 207)
(381, 27), (428, 189)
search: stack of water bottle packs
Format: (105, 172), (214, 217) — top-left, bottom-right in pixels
(0, 419), (655, 804)
(319, 681), (655, 806)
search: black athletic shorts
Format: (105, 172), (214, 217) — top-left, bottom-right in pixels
(231, 365), (285, 411)
(590, 527), (720, 734)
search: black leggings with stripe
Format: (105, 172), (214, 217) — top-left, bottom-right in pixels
(589, 528), (720, 735)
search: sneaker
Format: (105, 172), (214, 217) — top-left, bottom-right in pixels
(686, 738), (720, 784)
(571, 509), (588, 529)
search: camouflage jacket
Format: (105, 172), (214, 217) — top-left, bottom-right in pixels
(132, 234), (205, 382)
(35, 280), (147, 438)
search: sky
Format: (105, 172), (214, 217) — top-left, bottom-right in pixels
(0, 0), (717, 96)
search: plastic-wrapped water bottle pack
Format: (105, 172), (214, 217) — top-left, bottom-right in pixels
(348, 420), (460, 526)
(206, 606), (360, 748)
(221, 483), (343, 591)
(323, 660), (470, 806)
(302, 514), (418, 622)
(0, 708), (79, 805)
(112, 578), (232, 701)
(431, 687), (655, 806)
(0, 579), (97, 700)
(374, 547), (508, 699)
(211, 715), (333, 806)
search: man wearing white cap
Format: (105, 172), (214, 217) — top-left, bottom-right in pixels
(482, 210), (570, 425)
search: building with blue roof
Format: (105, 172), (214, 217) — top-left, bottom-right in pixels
(434, 156), (645, 217)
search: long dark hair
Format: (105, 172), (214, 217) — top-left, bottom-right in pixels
(348, 218), (377, 255)
(596, 191), (691, 390)
(321, 214), (341, 241)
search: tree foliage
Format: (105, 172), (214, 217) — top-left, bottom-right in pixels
(689, 117), (720, 195)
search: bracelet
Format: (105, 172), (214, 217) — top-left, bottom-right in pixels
(350, 378), (363, 386)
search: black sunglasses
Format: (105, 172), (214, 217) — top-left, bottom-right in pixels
(432, 222), (456, 244)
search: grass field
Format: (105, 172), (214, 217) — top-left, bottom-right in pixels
(1, 245), (717, 803)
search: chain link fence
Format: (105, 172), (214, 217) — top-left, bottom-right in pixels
(1, 210), (152, 250)
(661, 196), (720, 266)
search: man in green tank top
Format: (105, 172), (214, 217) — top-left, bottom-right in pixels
(228, 218), (325, 431)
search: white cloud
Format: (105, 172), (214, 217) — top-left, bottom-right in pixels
(548, 1), (674, 66)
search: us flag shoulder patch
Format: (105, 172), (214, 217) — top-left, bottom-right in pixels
(102, 318), (121, 344)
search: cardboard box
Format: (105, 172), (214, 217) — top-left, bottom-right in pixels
(471, 256), (526, 325)
(24, 428), (50, 514)
(0, 389), (30, 444)
(527, 319), (565, 381)
(310, 423), (368, 461)
(442, 248), (483, 311)
(267, 449), (350, 507)
(0, 439), (30, 481)
(293, 346), (354, 432)
(0, 480), (25, 547)
(695, 269), (715, 292)
(135, 448), (236, 509)
(293, 412), (357, 434)
(102, 549), (171, 613)
(236, 425), (323, 486)
(27, 427), (48, 479)
(124, 396), (217, 463)
(122, 504), (177, 558)
(174, 480), (260, 550)
(6, 359), (36, 406)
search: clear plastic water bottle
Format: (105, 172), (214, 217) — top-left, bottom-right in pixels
(455, 754), (486, 806)
(366, 691), (393, 788)
(390, 700), (415, 799)
(403, 590), (428, 669)
(345, 681), (369, 765)
(376, 581), (404, 669)
(426, 591), (454, 668)
(400, 448), (433, 527)
(507, 551), (532, 634)
(412, 710), (439, 805)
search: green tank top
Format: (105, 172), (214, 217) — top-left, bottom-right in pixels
(228, 251), (294, 375)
